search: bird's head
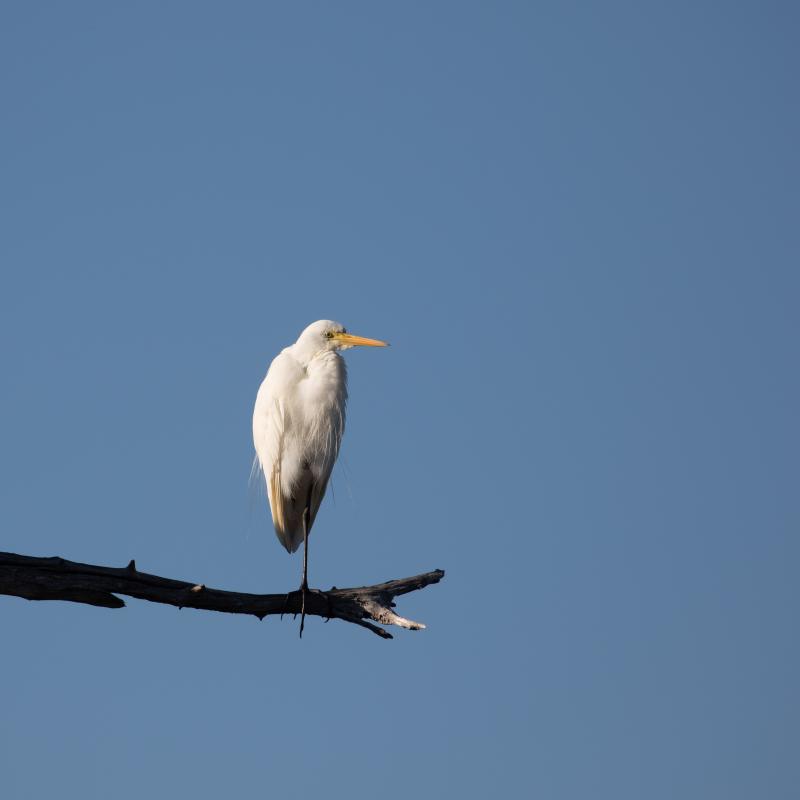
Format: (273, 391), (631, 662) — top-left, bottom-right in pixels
(296, 320), (389, 355)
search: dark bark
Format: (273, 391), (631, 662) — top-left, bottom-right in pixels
(0, 551), (444, 639)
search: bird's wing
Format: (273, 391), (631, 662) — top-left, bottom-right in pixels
(253, 393), (288, 543)
(253, 352), (300, 551)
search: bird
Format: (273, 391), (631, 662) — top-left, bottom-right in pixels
(252, 319), (388, 633)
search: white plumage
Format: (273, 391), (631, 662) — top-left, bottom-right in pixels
(253, 320), (388, 556)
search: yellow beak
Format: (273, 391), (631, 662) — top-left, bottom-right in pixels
(333, 332), (389, 348)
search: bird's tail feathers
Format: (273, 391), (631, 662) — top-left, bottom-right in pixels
(274, 525), (303, 554)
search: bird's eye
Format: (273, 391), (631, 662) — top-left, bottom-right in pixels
(325, 331), (333, 339)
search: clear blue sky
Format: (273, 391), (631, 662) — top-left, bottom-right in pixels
(1, 2), (798, 798)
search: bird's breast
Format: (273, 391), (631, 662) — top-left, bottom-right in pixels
(287, 352), (347, 471)
(301, 352), (347, 408)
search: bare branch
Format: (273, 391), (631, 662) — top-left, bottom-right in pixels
(0, 552), (444, 639)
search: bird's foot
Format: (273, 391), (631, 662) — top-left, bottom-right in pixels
(295, 585), (333, 635)
(299, 579), (309, 638)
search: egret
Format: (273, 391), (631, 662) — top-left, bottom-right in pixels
(252, 320), (388, 633)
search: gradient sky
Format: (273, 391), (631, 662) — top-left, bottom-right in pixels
(1, 3), (798, 798)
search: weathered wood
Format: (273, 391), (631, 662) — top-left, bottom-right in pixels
(0, 551), (444, 639)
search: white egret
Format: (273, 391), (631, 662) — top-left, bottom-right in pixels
(252, 319), (388, 632)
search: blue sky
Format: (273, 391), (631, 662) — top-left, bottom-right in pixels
(1, 2), (798, 798)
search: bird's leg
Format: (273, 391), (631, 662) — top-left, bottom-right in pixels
(299, 504), (310, 637)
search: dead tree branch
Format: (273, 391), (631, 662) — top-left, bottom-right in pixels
(0, 551), (444, 639)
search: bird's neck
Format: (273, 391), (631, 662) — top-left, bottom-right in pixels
(302, 350), (348, 407)
(290, 342), (343, 372)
